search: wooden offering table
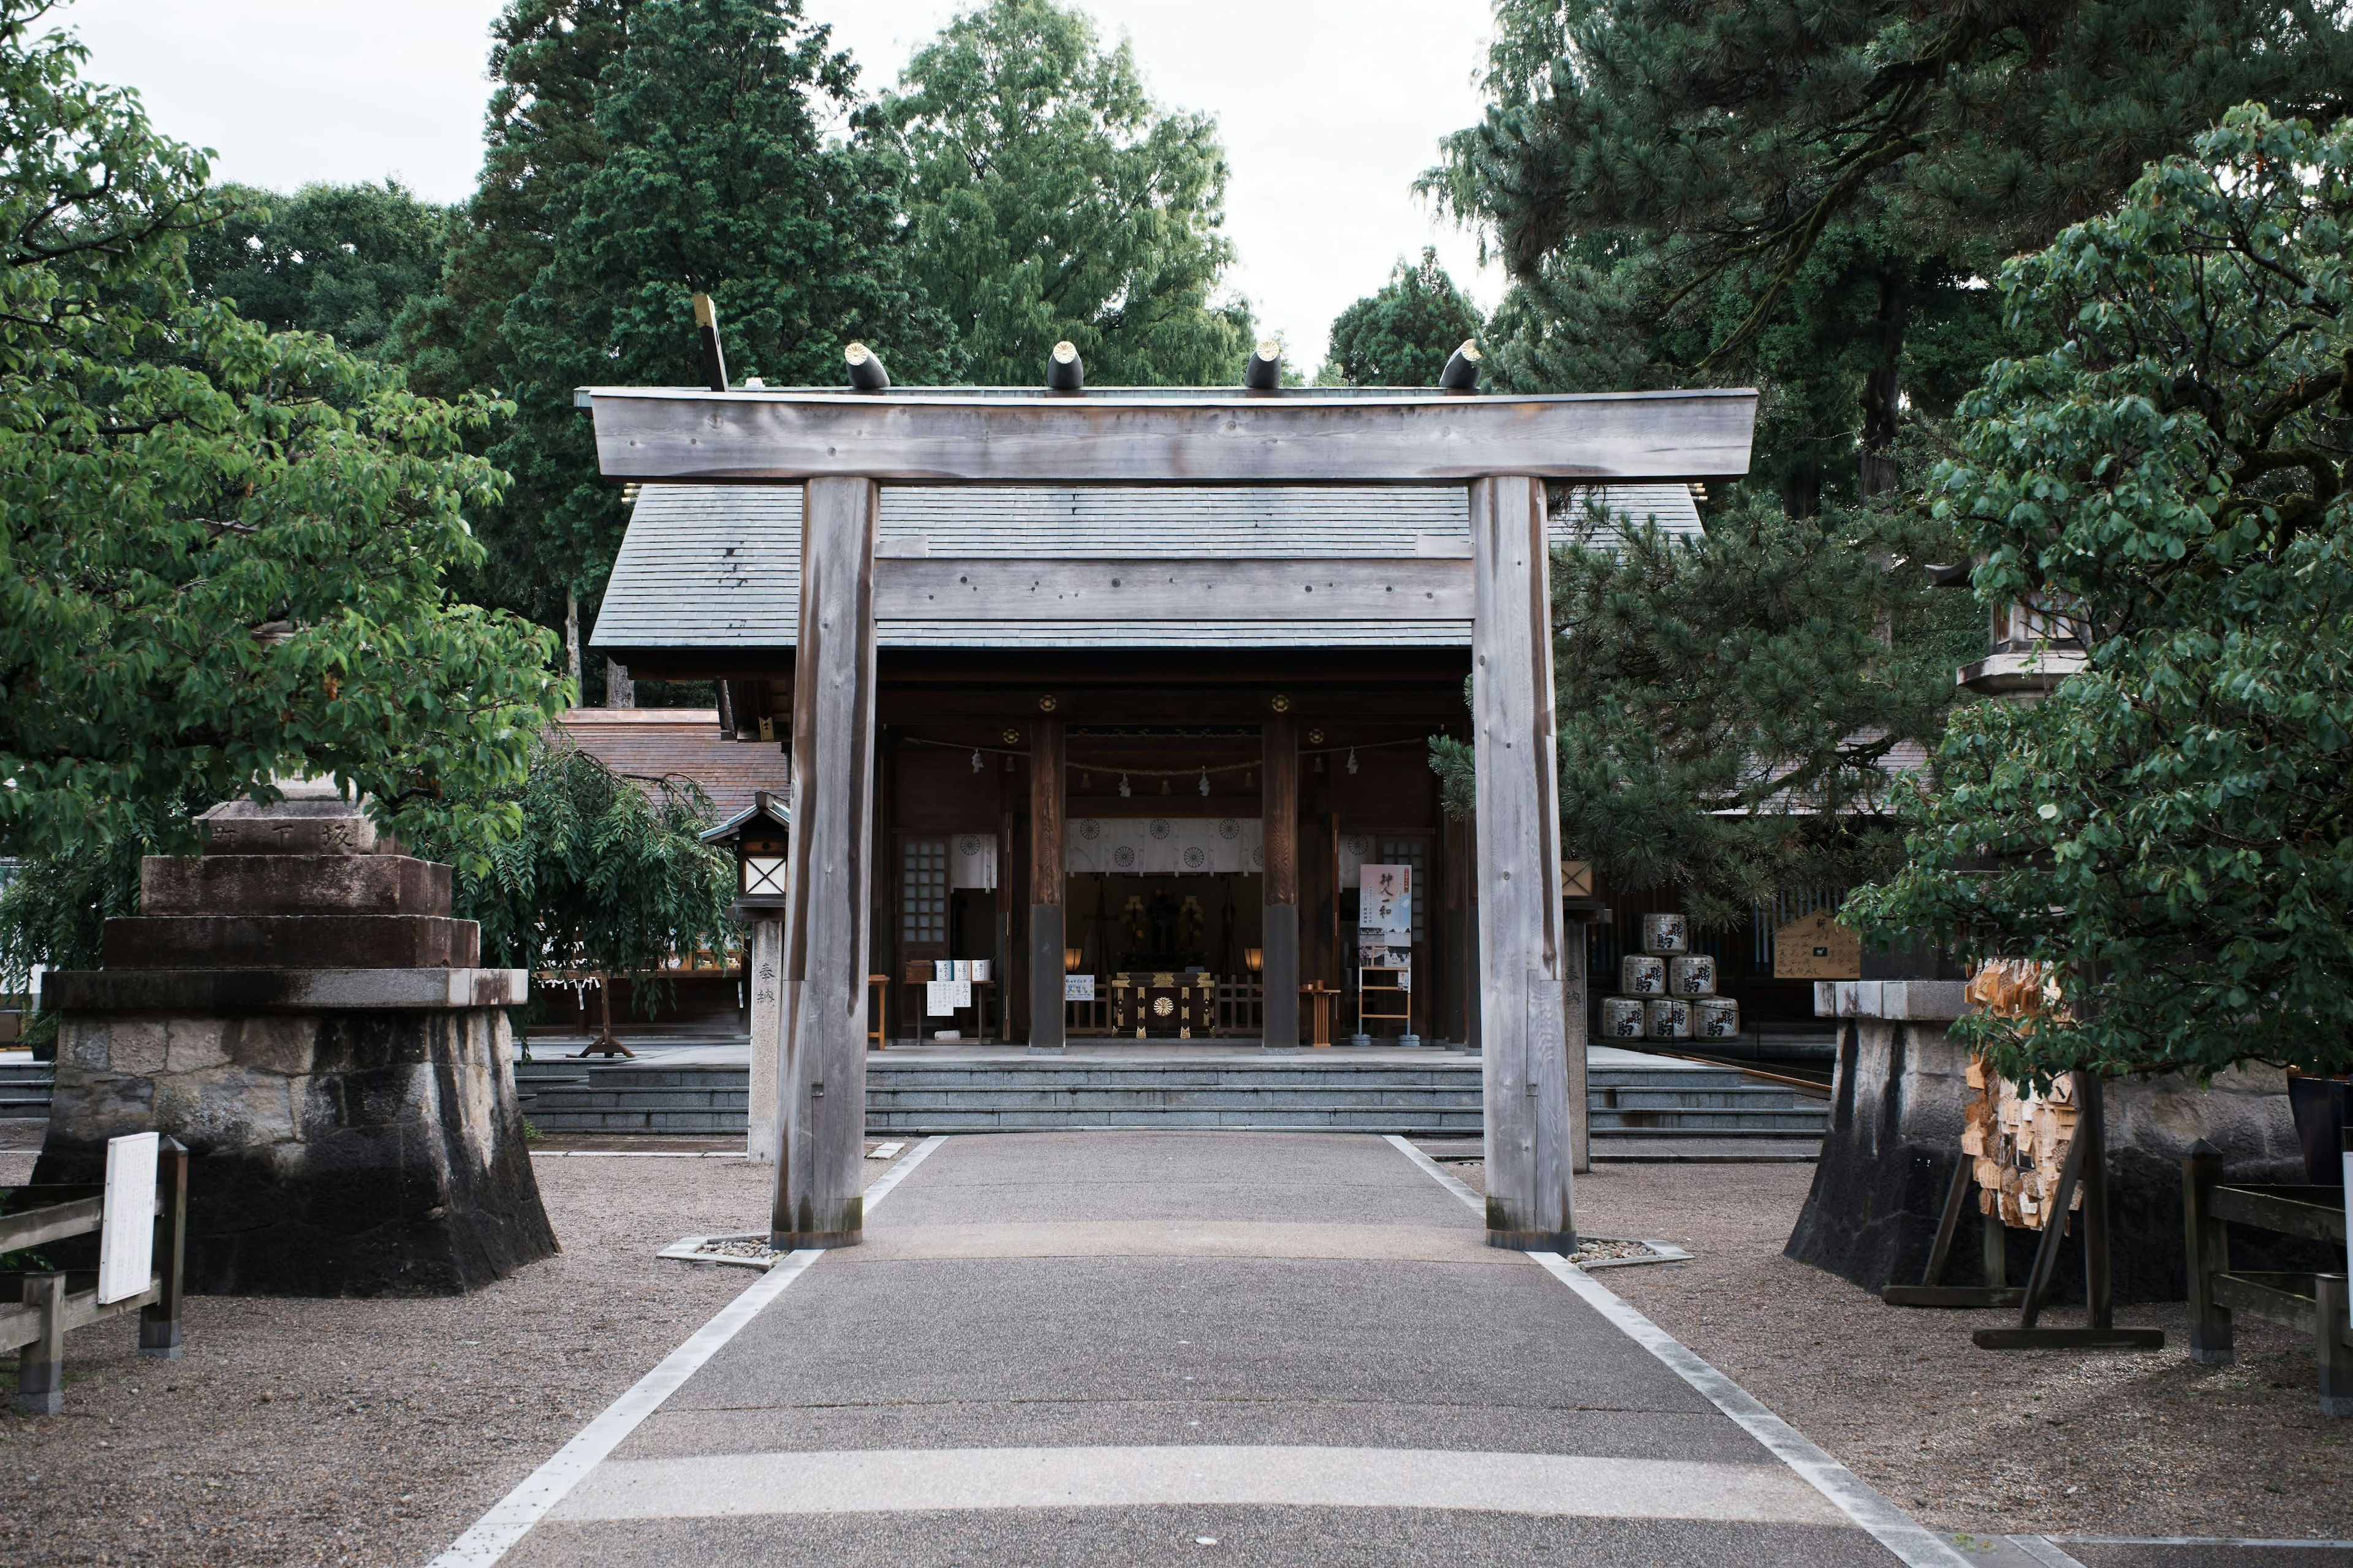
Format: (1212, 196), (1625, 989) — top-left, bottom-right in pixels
(1110, 972), (1214, 1039)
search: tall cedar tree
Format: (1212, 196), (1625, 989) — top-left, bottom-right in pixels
(0, 6), (563, 983)
(882, 0), (1251, 384)
(491, 0), (952, 641)
(1326, 249), (1484, 387)
(1847, 108), (2353, 1083)
(390, 0), (643, 630)
(186, 180), (453, 358)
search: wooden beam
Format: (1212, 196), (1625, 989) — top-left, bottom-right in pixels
(1262, 715), (1299, 1051)
(770, 476), (879, 1250)
(1029, 718), (1066, 1053)
(582, 387), (1757, 484)
(1471, 475), (1577, 1251)
(874, 558), (1472, 621)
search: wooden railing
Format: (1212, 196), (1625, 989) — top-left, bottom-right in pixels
(3, 1135), (188, 1414)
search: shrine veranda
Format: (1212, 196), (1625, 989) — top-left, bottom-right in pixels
(580, 382), (1758, 1250)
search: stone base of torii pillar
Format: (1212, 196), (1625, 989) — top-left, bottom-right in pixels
(32, 786), (556, 1297)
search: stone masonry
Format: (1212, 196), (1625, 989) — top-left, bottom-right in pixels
(34, 787), (557, 1296)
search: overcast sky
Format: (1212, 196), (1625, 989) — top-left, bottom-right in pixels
(61, 0), (1504, 371)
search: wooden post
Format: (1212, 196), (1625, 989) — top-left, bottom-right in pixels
(746, 917), (784, 1162)
(2316, 1273), (2353, 1417)
(139, 1136), (187, 1360)
(1262, 715), (1300, 1053)
(2184, 1141), (2233, 1362)
(1470, 474), (1575, 1252)
(769, 475), (879, 1251)
(1029, 718), (1066, 1054)
(1565, 912), (1590, 1174)
(15, 1271), (64, 1415)
(999, 809), (1017, 1043)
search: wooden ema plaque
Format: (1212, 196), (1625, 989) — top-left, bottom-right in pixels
(1773, 909), (1860, 980)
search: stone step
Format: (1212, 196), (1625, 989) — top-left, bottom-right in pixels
(511, 1055), (1828, 1136)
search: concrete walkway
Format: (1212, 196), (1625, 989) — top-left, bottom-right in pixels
(458, 1132), (1945, 1567)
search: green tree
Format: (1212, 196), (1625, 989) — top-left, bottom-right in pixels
(884, 0), (1251, 384)
(1325, 249), (1483, 387)
(1431, 0), (2353, 507)
(186, 180), (452, 357)
(488, 0), (950, 650)
(1847, 107), (2353, 1083)
(416, 733), (736, 1018)
(1431, 493), (1982, 924)
(0, 7), (565, 873)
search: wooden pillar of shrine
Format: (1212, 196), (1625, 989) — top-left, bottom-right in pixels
(1471, 474), (1577, 1252)
(1028, 718), (1066, 1054)
(768, 476), (879, 1250)
(1262, 714), (1300, 1052)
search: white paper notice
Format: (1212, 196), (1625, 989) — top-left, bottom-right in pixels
(926, 980), (955, 1016)
(1065, 974), (1096, 1002)
(99, 1131), (159, 1305)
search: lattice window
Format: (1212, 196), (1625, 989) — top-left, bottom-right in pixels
(1377, 838), (1429, 944)
(899, 839), (949, 947)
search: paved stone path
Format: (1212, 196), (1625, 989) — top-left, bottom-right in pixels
(463, 1132), (1949, 1566)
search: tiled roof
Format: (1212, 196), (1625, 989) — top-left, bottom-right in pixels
(555, 709), (786, 819)
(591, 482), (1704, 653)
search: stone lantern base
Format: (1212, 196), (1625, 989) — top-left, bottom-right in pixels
(31, 790), (556, 1297)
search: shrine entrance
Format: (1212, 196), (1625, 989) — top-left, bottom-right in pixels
(579, 377), (1756, 1252)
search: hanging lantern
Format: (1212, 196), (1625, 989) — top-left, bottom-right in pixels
(1198, 768), (1210, 797)
(1119, 774), (1131, 797)
(970, 749), (983, 773)
(1346, 748), (1358, 775)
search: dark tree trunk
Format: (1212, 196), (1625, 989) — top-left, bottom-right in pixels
(1859, 268), (1909, 499)
(1783, 460), (1822, 520)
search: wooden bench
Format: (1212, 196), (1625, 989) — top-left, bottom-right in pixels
(2183, 1143), (2353, 1414)
(2, 1135), (188, 1415)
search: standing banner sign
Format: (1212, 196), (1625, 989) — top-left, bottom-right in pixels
(1358, 864), (1413, 971)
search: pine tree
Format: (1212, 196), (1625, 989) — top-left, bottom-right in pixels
(1325, 249), (1483, 387)
(1433, 0), (2353, 506)
(882, 0), (1251, 385)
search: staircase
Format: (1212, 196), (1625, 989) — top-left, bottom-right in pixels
(0, 1061), (53, 1119)
(515, 1053), (1828, 1140)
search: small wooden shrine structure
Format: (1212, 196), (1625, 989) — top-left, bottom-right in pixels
(580, 379), (1756, 1252)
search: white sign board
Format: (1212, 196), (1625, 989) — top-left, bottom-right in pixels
(1064, 974), (1096, 1002)
(99, 1131), (158, 1305)
(925, 979), (973, 1016)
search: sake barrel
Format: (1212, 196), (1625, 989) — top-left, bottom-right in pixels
(1620, 955), (1667, 996)
(1598, 997), (1648, 1039)
(1669, 954), (1717, 996)
(1693, 997), (1741, 1039)
(1640, 913), (1689, 955)
(1645, 998), (1692, 1040)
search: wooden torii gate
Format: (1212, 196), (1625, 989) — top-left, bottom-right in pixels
(578, 385), (1756, 1254)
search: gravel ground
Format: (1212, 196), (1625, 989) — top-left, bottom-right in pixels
(0, 1144), (810, 1567)
(1445, 1155), (2353, 1541)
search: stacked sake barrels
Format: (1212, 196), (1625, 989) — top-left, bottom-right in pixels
(1596, 914), (1740, 1042)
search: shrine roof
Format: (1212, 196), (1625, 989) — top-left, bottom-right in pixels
(589, 483), (1701, 654)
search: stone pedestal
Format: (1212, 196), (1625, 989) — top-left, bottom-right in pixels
(1784, 981), (2322, 1303)
(32, 791), (556, 1297)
